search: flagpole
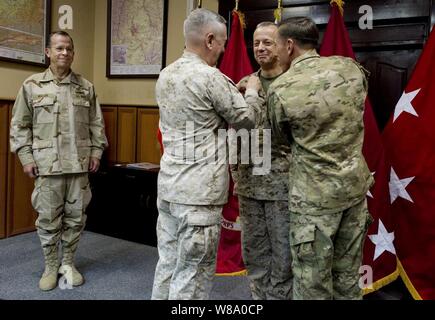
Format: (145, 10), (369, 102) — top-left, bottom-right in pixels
(274, 0), (283, 24)
(232, 0), (247, 29)
(197, 0), (202, 8)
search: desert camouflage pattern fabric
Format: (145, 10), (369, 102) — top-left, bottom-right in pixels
(152, 198), (222, 300)
(156, 51), (263, 205)
(238, 196), (292, 300)
(289, 198), (372, 299)
(233, 71), (291, 201)
(268, 50), (373, 215)
(31, 174), (90, 261)
(10, 68), (107, 176)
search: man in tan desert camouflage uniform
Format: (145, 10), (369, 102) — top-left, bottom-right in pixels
(10, 31), (107, 291)
(234, 22), (292, 300)
(152, 9), (263, 300)
(268, 17), (374, 299)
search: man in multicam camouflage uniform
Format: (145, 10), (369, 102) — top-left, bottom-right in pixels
(10, 31), (107, 291)
(233, 22), (292, 300)
(267, 17), (374, 300)
(152, 8), (263, 300)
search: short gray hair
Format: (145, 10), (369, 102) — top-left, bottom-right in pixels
(184, 8), (226, 44)
(255, 21), (277, 31)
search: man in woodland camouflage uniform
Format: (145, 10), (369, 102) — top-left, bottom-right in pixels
(234, 22), (292, 300)
(152, 9), (264, 300)
(10, 31), (107, 291)
(268, 17), (374, 299)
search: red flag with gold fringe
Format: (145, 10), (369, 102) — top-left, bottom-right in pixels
(382, 25), (435, 300)
(216, 9), (253, 274)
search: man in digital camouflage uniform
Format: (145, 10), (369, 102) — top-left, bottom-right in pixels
(10, 31), (107, 291)
(267, 17), (374, 299)
(234, 22), (292, 300)
(152, 8), (263, 300)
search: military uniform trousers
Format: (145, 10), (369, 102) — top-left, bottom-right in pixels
(238, 196), (293, 300)
(289, 198), (372, 300)
(31, 173), (91, 258)
(152, 198), (222, 300)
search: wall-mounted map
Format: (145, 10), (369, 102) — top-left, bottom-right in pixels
(0, 0), (50, 66)
(107, 0), (168, 78)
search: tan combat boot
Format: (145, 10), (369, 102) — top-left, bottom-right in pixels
(59, 250), (84, 287)
(39, 254), (59, 291)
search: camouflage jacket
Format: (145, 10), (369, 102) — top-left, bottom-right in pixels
(268, 50), (373, 214)
(233, 70), (291, 201)
(10, 68), (108, 176)
(157, 51), (263, 205)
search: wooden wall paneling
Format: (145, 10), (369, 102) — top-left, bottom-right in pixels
(236, 0), (329, 11)
(101, 106), (118, 164)
(136, 108), (161, 164)
(431, 0), (435, 29)
(231, 0), (430, 22)
(117, 107), (137, 163)
(356, 49), (421, 130)
(346, 23), (427, 48)
(373, 62), (409, 128)
(230, 0), (431, 57)
(6, 103), (36, 237)
(0, 102), (9, 238)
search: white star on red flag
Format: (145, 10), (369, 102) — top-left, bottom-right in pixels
(389, 167), (415, 203)
(393, 89), (421, 122)
(367, 171), (376, 198)
(368, 219), (396, 261)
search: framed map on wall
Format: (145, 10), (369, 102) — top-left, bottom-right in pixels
(107, 0), (168, 78)
(0, 0), (51, 67)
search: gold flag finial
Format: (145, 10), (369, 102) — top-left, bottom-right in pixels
(197, 0), (202, 9)
(274, 0), (283, 24)
(235, 0), (239, 11)
(330, 0), (345, 16)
